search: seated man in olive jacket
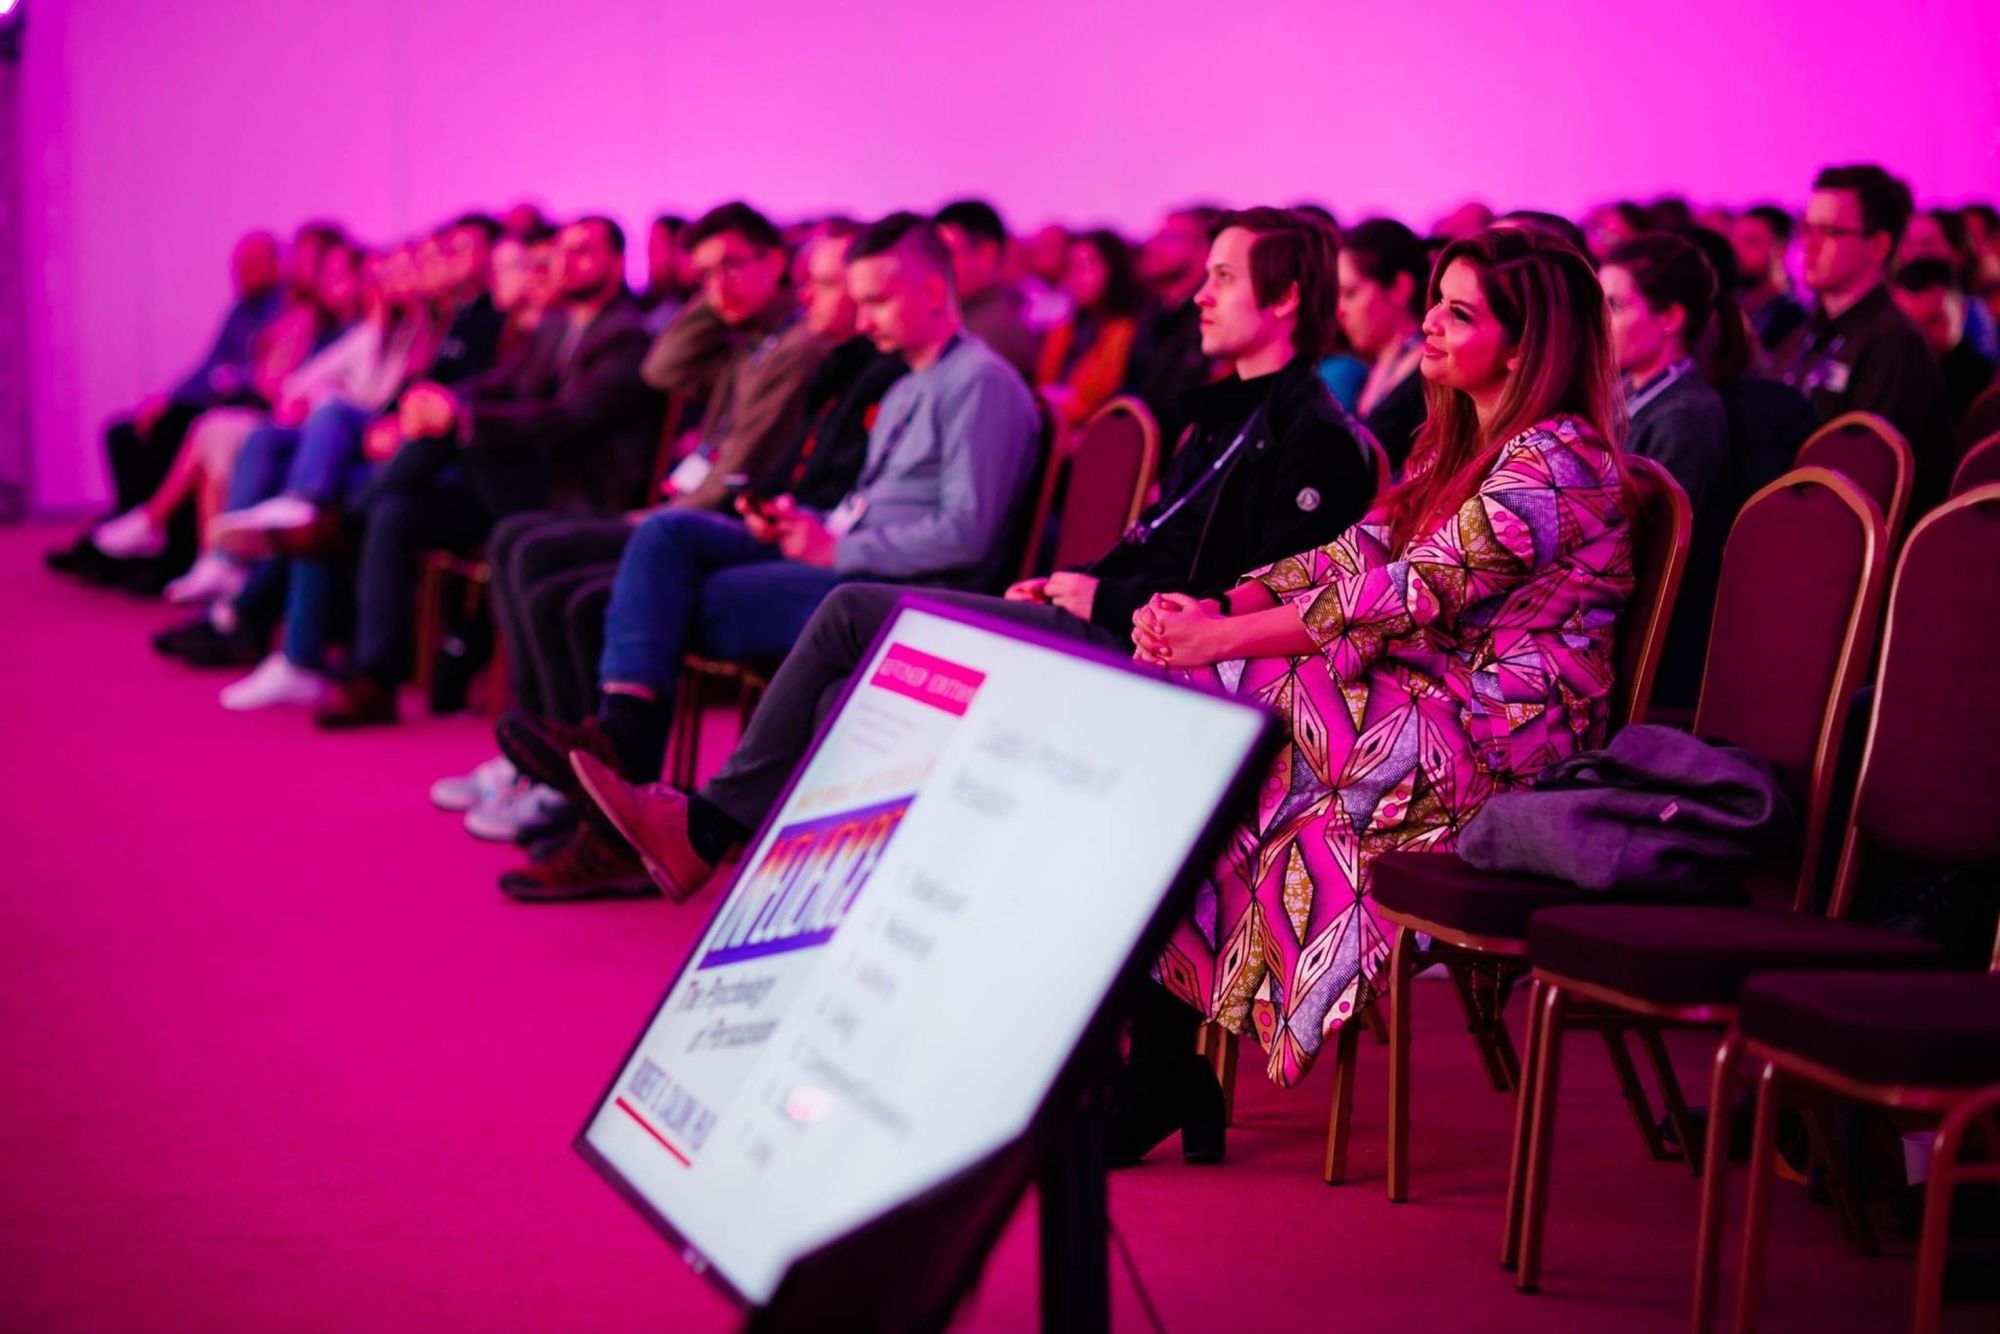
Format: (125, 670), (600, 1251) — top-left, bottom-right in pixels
(572, 206), (1384, 902)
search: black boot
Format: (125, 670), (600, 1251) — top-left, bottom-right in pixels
(1107, 985), (1225, 1168)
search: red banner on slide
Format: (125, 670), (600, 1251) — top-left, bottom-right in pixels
(868, 643), (985, 716)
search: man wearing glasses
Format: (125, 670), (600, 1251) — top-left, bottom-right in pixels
(643, 202), (831, 513)
(1780, 164), (1954, 508)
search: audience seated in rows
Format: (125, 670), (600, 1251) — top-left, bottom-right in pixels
(439, 220), (908, 843)
(48, 224), (347, 589)
(40, 164), (2000, 1211)
(490, 212), (1042, 898)
(575, 222), (1629, 1161)
(53, 169), (1993, 960)
(573, 203), (1379, 907)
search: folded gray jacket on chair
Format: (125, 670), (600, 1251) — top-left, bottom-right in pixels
(1457, 724), (1796, 892)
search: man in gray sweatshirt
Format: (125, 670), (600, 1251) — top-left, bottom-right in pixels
(494, 211), (1042, 900)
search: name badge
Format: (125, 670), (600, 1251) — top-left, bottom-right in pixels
(665, 453), (712, 496)
(826, 492), (870, 538)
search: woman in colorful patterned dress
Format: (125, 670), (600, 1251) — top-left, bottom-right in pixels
(1113, 227), (1635, 1163)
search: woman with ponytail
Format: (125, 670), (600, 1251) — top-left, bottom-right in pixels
(1111, 229), (1634, 1155)
(1601, 233), (1732, 530)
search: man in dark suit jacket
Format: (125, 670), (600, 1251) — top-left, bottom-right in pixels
(317, 216), (661, 726)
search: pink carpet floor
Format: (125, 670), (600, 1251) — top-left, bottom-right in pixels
(0, 521), (1953, 1331)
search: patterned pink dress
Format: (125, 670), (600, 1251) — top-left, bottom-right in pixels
(1159, 418), (1634, 1085)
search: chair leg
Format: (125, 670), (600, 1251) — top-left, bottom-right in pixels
(1801, 1107), (1881, 1256)
(1483, 968), (1525, 1092)
(413, 561), (446, 695)
(1691, 1027), (1742, 1334)
(1638, 1024), (1702, 1174)
(1603, 1025), (1671, 1161)
(1386, 925), (1417, 1202)
(1912, 1107), (1975, 1334)
(483, 623), (512, 717)
(667, 671), (702, 791)
(1447, 961), (1512, 1092)
(1322, 1018), (1363, 1184)
(1363, 1002), (1389, 1045)
(1501, 976), (1546, 1270)
(1733, 1061), (1782, 1334)
(1516, 981), (1570, 1292)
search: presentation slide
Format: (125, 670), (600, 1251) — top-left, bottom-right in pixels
(579, 603), (1270, 1306)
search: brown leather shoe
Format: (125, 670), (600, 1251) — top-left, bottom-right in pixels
(497, 819), (655, 902)
(496, 708), (617, 796)
(570, 751), (715, 903)
(314, 676), (398, 729)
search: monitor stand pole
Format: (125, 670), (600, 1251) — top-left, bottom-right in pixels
(1038, 1078), (1112, 1332)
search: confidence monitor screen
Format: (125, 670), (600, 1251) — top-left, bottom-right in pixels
(577, 600), (1273, 1309)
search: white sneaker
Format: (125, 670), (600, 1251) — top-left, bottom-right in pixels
(213, 496), (317, 540)
(464, 781), (568, 843)
(219, 653), (331, 711)
(429, 754), (518, 813)
(164, 552), (248, 605)
(93, 508), (166, 558)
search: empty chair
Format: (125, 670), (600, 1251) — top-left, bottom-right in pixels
(1511, 482), (2000, 1297)
(1796, 411), (1914, 535)
(1045, 395), (1160, 572)
(1949, 431), (2000, 499)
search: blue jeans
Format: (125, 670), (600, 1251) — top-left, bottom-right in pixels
(598, 511), (848, 706)
(226, 422), (299, 511)
(285, 399), (377, 504)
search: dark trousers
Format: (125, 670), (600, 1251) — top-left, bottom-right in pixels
(104, 405), (205, 571)
(353, 437), (552, 685)
(701, 582), (1120, 829)
(487, 512), (631, 722)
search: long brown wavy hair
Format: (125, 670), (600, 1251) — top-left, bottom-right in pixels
(1380, 227), (1625, 548)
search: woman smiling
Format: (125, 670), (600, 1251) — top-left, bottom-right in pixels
(1113, 227), (1635, 1159)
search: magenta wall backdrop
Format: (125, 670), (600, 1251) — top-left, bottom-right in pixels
(20, 0), (2000, 510)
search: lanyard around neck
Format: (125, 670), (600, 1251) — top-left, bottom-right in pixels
(1122, 401), (1267, 546)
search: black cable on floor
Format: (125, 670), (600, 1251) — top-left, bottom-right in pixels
(1109, 1216), (1168, 1334)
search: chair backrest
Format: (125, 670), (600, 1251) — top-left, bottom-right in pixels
(1047, 396), (1161, 571)
(1830, 483), (2000, 919)
(1007, 399), (1063, 585)
(643, 393), (689, 504)
(1950, 431), (2000, 500)
(1795, 412), (1914, 536)
(1959, 382), (2000, 460)
(1609, 455), (1692, 731)
(1692, 467), (1890, 911)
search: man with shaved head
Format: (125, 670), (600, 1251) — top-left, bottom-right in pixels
(492, 211), (1042, 901)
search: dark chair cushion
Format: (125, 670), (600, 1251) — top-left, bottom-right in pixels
(1526, 906), (1942, 1008)
(1372, 851), (1745, 941)
(1740, 971), (2000, 1088)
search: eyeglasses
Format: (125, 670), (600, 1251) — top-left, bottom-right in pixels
(1800, 222), (1870, 243)
(697, 254), (763, 286)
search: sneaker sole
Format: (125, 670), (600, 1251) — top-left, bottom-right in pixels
(498, 874), (659, 903)
(571, 761), (698, 905)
